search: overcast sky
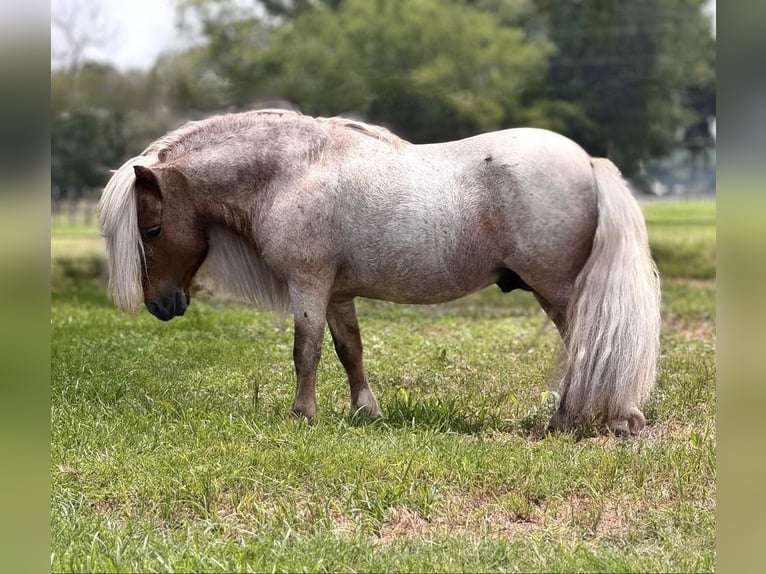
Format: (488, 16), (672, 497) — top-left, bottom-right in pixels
(51, 0), (179, 70)
(52, 0), (716, 71)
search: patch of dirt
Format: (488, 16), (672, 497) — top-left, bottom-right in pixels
(641, 421), (715, 445)
(552, 495), (632, 539)
(376, 493), (542, 543)
(56, 464), (81, 477)
(665, 278), (716, 290)
(672, 320), (716, 343)
(378, 507), (433, 540)
(328, 510), (360, 538)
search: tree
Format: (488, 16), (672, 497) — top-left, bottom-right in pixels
(52, 63), (173, 196)
(183, 0), (554, 142)
(257, 0), (344, 19)
(150, 49), (232, 113)
(533, 0), (715, 175)
(52, 0), (715, 192)
(51, 0), (116, 75)
(51, 108), (127, 196)
(177, 0), (344, 22)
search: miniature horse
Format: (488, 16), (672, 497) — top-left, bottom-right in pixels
(98, 110), (660, 435)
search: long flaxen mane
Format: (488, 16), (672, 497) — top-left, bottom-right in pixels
(97, 109), (407, 314)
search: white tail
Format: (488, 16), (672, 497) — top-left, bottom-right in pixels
(553, 158), (661, 434)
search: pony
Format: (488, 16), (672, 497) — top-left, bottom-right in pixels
(98, 109), (660, 435)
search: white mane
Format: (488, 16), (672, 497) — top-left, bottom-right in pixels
(97, 154), (158, 312)
(200, 225), (291, 315)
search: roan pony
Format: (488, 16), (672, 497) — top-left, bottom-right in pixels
(98, 109), (660, 435)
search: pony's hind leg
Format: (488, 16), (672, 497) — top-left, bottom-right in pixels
(535, 289), (649, 436)
(533, 293), (567, 338)
(326, 299), (382, 419)
(539, 285), (651, 437)
(533, 293), (578, 433)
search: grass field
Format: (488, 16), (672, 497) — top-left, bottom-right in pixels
(50, 199), (715, 572)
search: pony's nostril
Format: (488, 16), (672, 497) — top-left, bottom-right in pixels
(148, 300), (174, 321)
(175, 290), (188, 316)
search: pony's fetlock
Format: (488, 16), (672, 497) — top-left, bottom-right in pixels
(350, 403), (382, 420)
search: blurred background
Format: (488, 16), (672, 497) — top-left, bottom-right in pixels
(51, 0), (716, 225)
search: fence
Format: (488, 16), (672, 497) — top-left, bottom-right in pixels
(51, 189), (100, 228)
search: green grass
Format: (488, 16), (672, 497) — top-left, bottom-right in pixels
(51, 199), (715, 572)
(51, 215), (104, 265)
(644, 199), (716, 281)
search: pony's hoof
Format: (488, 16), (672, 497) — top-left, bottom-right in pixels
(606, 418), (631, 436)
(350, 401), (382, 420)
(351, 388), (382, 419)
(547, 410), (575, 434)
(627, 408), (647, 434)
(605, 408), (646, 436)
(290, 404), (316, 421)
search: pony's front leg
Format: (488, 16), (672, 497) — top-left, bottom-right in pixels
(288, 282), (331, 420)
(327, 299), (382, 419)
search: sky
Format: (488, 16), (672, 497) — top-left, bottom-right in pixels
(51, 0), (180, 70)
(52, 0), (716, 71)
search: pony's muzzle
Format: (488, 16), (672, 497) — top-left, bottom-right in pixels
(147, 289), (188, 321)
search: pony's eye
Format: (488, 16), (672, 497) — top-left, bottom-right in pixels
(143, 225), (162, 240)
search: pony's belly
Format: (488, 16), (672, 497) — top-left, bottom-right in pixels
(337, 266), (497, 305)
(350, 285), (485, 305)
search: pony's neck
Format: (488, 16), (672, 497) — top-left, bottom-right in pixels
(180, 122), (323, 240)
(200, 196), (259, 240)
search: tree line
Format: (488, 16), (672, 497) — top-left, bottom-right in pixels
(52, 0), (715, 197)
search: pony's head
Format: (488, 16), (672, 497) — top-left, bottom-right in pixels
(98, 157), (208, 320)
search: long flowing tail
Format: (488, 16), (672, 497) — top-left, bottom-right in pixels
(551, 158), (661, 435)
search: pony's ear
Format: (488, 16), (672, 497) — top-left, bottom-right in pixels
(134, 165), (161, 196)
(134, 165), (162, 222)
